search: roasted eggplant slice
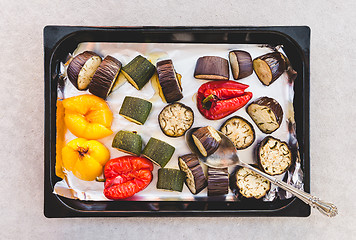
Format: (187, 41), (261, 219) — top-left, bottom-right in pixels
(156, 59), (183, 103)
(194, 56), (229, 80)
(178, 154), (207, 194)
(67, 51), (102, 90)
(192, 126), (222, 157)
(207, 167), (229, 196)
(157, 168), (186, 192)
(229, 50), (253, 80)
(258, 136), (292, 176)
(231, 166), (270, 199)
(247, 97), (283, 134)
(220, 116), (255, 150)
(253, 52), (286, 86)
(158, 102), (194, 137)
(88, 55), (122, 99)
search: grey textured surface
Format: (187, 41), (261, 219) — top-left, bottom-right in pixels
(0, 0), (355, 239)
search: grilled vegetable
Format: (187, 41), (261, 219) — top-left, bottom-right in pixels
(142, 138), (175, 167)
(119, 96), (152, 125)
(208, 167), (229, 196)
(88, 55), (122, 99)
(157, 168), (186, 192)
(246, 97), (283, 134)
(258, 136), (292, 176)
(192, 126), (222, 157)
(158, 102), (194, 137)
(104, 156), (153, 200)
(194, 56), (229, 80)
(197, 81), (253, 120)
(178, 154), (207, 194)
(156, 59), (183, 103)
(121, 55), (156, 90)
(229, 50), (253, 80)
(220, 116), (255, 150)
(231, 166), (270, 199)
(67, 51), (102, 90)
(253, 52), (286, 86)
(112, 130), (142, 156)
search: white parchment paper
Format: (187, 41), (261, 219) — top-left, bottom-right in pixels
(54, 42), (302, 201)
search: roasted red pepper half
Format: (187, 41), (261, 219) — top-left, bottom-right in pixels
(197, 81), (253, 120)
(103, 156), (153, 200)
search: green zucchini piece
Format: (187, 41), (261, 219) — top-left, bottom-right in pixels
(112, 130), (142, 155)
(142, 138), (175, 167)
(121, 55), (156, 90)
(157, 168), (186, 192)
(119, 96), (152, 125)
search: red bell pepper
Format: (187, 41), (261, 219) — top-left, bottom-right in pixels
(103, 156), (153, 200)
(197, 81), (253, 120)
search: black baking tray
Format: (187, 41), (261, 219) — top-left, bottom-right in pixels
(44, 26), (310, 217)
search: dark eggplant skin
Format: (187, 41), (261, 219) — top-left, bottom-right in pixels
(257, 136), (293, 176)
(207, 167), (229, 196)
(253, 52), (287, 86)
(88, 55), (122, 99)
(219, 116), (256, 150)
(178, 154), (207, 194)
(194, 56), (229, 80)
(158, 102), (194, 138)
(156, 59), (183, 103)
(246, 96), (283, 134)
(192, 126), (221, 157)
(67, 51), (101, 89)
(229, 50), (253, 80)
(229, 164), (270, 201)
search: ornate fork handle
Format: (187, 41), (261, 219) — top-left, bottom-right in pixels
(243, 164), (338, 217)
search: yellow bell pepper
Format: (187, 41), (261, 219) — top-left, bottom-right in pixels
(62, 138), (110, 181)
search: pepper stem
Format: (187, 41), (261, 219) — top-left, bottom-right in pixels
(202, 94), (215, 110)
(202, 94), (215, 104)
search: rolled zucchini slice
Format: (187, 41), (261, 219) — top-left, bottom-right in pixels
(156, 59), (183, 103)
(119, 96), (152, 125)
(178, 154), (207, 194)
(121, 55), (156, 90)
(253, 52), (286, 86)
(232, 166), (270, 199)
(229, 50), (253, 80)
(207, 167), (229, 196)
(88, 55), (122, 99)
(220, 116), (255, 150)
(158, 102), (194, 137)
(258, 136), (292, 176)
(246, 97), (283, 134)
(194, 56), (229, 80)
(157, 168), (186, 192)
(192, 126), (221, 157)
(112, 130), (142, 156)
(142, 138), (175, 167)
(67, 51), (102, 90)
